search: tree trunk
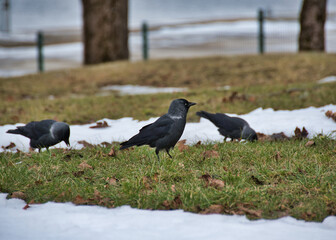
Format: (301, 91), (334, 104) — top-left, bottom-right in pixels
(299, 0), (327, 51)
(82, 0), (129, 64)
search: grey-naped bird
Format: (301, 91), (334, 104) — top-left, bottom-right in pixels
(7, 119), (70, 152)
(120, 99), (196, 159)
(196, 111), (258, 141)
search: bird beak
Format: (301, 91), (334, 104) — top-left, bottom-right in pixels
(188, 102), (196, 107)
(65, 140), (70, 147)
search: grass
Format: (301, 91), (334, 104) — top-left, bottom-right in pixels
(0, 53), (336, 222)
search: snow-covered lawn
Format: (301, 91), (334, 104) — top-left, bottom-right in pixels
(1, 105), (336, 240)
(1, 104), (336, 152)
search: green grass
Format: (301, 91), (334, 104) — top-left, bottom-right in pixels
(1, 137), (335, 221)
(0, 53), (336, 221)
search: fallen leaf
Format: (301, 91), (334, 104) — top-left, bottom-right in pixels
(177, 139), (189, 152)
(210, 178), (225, 189)
(78, 140), (94, 148)
(162, 195), (183, 210)
(200, 204), (224, 214)
(2, 142), (16, 150)
(78, 162), (93, 170)
(142, 176), (152, 190)
(73, 195), (88, 205)
(237, 204), (262, 218)
(305, 140), (315, 147)
(90, 121), (110, 129)
(23, 204), (30, 210)
(11, 191), (26, 200)
(107, 177), (119, 186)
(325, 110), (336, 122)
(171, 184), (176, 192)
(200, 174), (224, 189)
(108, 148), (117, 157)
(294, 127), (308, 139)
(202, 150), (219, 159)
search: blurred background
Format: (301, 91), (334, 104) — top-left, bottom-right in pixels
(0, 0), (335, 77)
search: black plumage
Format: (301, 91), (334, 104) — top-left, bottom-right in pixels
(120, 99), (196, 159)
(7, 119), (70, 151)
(196, 111), (258, 141)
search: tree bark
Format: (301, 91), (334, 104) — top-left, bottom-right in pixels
(299, 0), (327, 51)
(82, 0), (129, 64)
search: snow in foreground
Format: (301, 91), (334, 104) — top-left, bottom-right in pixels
(1, 104), (336, 152)
(1, 194), (335, 240)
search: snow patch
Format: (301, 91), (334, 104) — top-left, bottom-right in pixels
(100, 85), (188, 95)
(1, 104), (336, 152)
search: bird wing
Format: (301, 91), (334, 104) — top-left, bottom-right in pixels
(18, 120), (56, 139)
(120, 115), (174, 149)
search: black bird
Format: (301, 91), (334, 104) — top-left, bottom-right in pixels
(196, 111), (258, 141)
(7, 120), (70, 152)
(120, 99), (196, 159)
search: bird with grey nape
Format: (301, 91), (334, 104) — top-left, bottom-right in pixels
(7, 120), (70, 152)
(196, 111), (258, 141)
(120, 99), (196, 160)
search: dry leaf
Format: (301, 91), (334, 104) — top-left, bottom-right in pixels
(325, 110), (336, 122)
(162, 195), (183, 210)
(108, 148), (117, 157)
(177, 140), (189, 152)
(23, 204), (30, 210)
(73, 195), (88, 205)
(107, 177), (118, 186)
(202, 150), (219, 159)
(78, 162), (93, 170)
(78, 140), (94, 148)
(200, 204), (224, 214)
(2, 142), (16, 150)
(142, 176), (152, 190)
(90, 121), (110, 129)
(210, 179), (225, 189)
(305, 140), (315, 147)
(294, 127), (309, 139)
(11, 191), (26, 200)
(200, 174), (224, 189)
(237, 204), (262, 218)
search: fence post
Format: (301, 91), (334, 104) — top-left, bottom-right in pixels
(258, 9), (265, 54)
(1, 0), (11, 32)
(37, 31), (44, 72)
(142, 21), (148, 60)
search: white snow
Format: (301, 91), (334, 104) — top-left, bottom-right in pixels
(318, 76), (336, 84)
(1, 104), (336, 152)
(100, 84), (188, 95)
(1, 105), (336, 239)
(0, 193), (335, 240)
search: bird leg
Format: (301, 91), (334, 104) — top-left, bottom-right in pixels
(155, 148), (161, 161)
(166, 149), (172, 158)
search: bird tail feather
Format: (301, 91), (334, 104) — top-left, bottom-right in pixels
(6, 129), (21, 135)
(120, 137), (147, 150)
(196, 111), (213, 120)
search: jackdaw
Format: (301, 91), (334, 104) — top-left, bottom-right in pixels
(196, 111), (258, 141)
(120, 99), (196, 159)
(7, 119), (70, 152)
